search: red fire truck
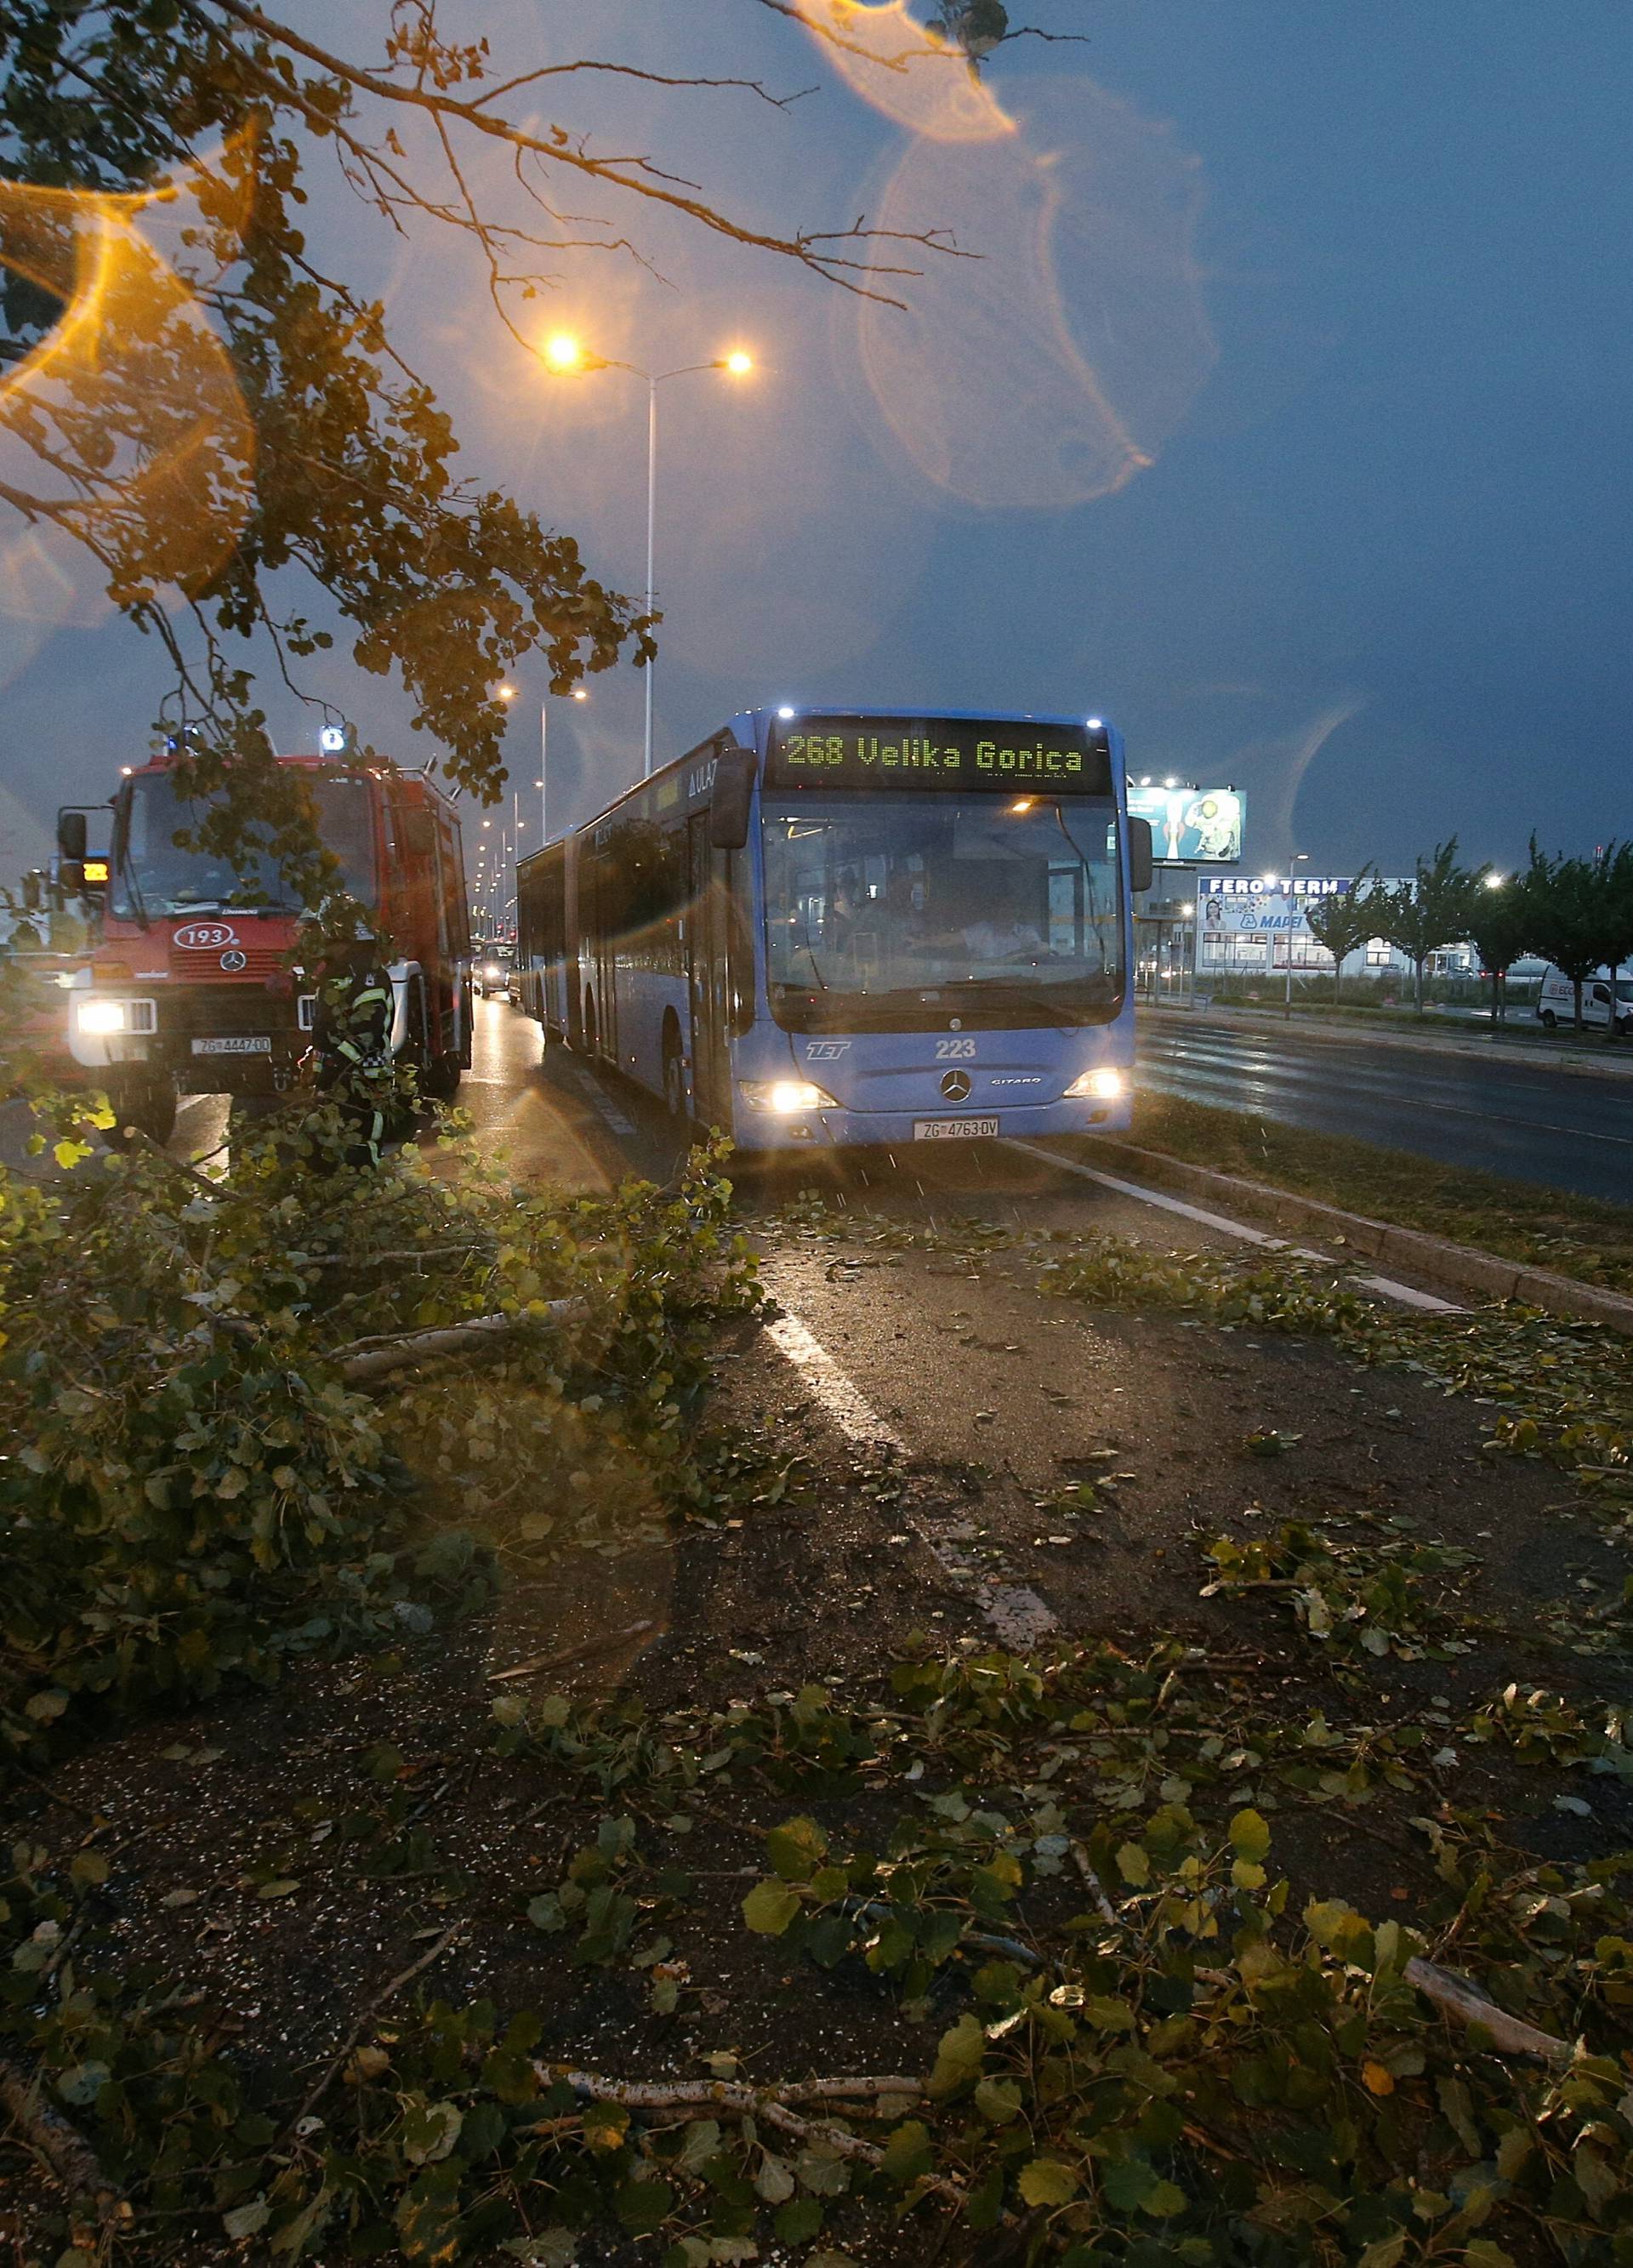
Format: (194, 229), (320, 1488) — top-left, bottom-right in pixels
(56, 740), (473, 1143)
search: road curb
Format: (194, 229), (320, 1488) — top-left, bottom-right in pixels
(1078, 1137), (1633, 1336)
(1142, 1003), (1633, 1084)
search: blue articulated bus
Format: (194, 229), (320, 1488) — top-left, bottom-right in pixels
(514, 706), (1152, 1151)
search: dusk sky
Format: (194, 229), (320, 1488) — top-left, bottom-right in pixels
(3, 1), (1630, 879)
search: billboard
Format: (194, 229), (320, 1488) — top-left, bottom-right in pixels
(1127, 784), (1244, 863)
(1196, 875), (1410, 968)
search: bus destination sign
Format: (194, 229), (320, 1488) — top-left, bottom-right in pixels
(767, 715), (1112, 795)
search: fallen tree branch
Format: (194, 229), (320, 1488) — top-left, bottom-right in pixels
(487, 1618), (659, 1683)
(536, 2068), (970, 2208)
(0, 2056), (121, 2225)
(334, 1301), (585, 1382)
(290, 1918), (469, 2132)
(1404, 1957), (1576, 2065)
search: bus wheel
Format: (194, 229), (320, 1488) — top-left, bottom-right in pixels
(1540, 1009), (1557, 1029)
(662, 1025), (687, 1122)
(101, 1068), (179, 1148)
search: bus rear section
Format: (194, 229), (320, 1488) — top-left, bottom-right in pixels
(521, 707), (1148, 1153)
(62, 751), (472, 1139)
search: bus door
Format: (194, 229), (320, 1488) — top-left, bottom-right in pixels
(687, 816), (733, 1126)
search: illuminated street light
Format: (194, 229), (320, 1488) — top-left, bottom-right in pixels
(497, 683), (518, 704)
(539, 687), (590, 841)
(544, 337), (756, 776)
(1485, 872), (1505, 888)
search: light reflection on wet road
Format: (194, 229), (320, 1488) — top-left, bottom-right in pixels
(1137, 1019), (1633, 1202)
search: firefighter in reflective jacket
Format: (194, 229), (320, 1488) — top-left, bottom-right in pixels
(311, 940), (403, 1165)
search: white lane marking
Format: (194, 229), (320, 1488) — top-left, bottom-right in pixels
(764, 1314), (907, 1452)
(562, 1059), (639, 1140)
(1003, 1141), (1462, 1315)
(762, 1308), (1058, 1643)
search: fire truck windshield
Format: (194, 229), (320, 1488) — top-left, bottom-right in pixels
(110, 770), (378, 920)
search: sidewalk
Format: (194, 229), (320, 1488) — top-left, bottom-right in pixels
(1141, 997), (1633, 1084)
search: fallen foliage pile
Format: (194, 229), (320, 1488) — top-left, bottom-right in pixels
(3, 1641), (1631, 2264)
(0, 1104), (757, 1756)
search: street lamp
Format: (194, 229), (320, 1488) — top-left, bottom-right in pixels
(543, 332), (754, 776)
(537, 684), (589, 843)
(1285, 852), (1310, 1018)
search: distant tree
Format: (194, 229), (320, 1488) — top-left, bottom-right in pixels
(1301, 866), (1379, 1009)
(1463, 876), (1534, 1028)
(1374, 841), (1485, 1015)
(1522, 841), (1633, 1037)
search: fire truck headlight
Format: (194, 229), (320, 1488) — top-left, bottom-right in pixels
(740, 1079), (837, 1114)
(75, 997), (128, 1036)
(1066, 1066), (1125, 1101)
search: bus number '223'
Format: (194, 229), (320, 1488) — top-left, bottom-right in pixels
(511, 707), (1152, 1153)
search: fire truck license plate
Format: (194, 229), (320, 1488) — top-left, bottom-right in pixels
(191, 1036), (272, 1056)
(913, 1117), (999, 1141)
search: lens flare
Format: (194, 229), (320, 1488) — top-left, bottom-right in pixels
(856, 77), (1214, 510)
(0, 136), (256, 649)
(790, 0), (1013, 143)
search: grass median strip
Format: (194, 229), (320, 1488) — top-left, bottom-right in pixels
(1122, 1090), (1633, 1296)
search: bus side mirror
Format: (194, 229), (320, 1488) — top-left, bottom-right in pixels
(57, 810), (87, 862)
(708, 748), (756, 851)
(1128, 816), (1154, 894)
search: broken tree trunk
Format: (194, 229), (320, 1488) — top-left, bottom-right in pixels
(1404, 1957), (1575, 2065)
(0, 2056), (120, 2225)
(335, 1299), (586, 1383)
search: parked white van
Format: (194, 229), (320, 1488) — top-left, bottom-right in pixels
(1536, 964), (1633, 1033)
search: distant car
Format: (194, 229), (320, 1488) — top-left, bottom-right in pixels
(474, 949), (514, 998)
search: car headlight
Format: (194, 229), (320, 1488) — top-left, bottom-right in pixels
(739, 1079), (838, 1114)
(76, 997), (128, 1035)
(1065, 1066), (1125, 1100)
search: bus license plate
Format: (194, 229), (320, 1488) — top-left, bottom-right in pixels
(913, 1116), (999, 1141)
(191, 1036), (272, 1056)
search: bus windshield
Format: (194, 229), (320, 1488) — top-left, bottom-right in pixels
(110, 769), (378, 920)
(762, 793), (1124, 1029)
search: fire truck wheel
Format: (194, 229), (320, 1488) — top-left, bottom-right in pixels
(100, 1068), (179, 1148)
(422, 1052), (462, 1101)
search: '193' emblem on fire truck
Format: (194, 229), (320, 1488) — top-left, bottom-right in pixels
(174, 921), (239, 950)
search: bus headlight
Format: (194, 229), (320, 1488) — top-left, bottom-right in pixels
(740, 1079), (838, 1114)
(1065, 1066), (1125, 1101)
(76, 997), (130, 1036)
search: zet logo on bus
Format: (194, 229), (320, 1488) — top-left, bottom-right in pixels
(805, 1040), (851, 1060)
(173, 921), (241, 950)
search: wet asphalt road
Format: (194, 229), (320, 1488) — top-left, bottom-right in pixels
(447, 998), (1625, 1676)
(1137, 1016), (1633, 1203)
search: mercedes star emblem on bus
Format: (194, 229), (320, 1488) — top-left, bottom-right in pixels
(940, 1069), (973, 1102)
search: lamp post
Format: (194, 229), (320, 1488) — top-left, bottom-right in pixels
(1284, 852), (1311, 1018)
(538, 685), (589, 845)
(543, 332), (753, 778)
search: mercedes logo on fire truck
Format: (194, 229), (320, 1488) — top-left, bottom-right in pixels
(219, 949), (248, 972)
(940, 1068), (972, 1103)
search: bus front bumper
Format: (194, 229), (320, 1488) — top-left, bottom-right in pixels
(732, 1095), (1134, 1151)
